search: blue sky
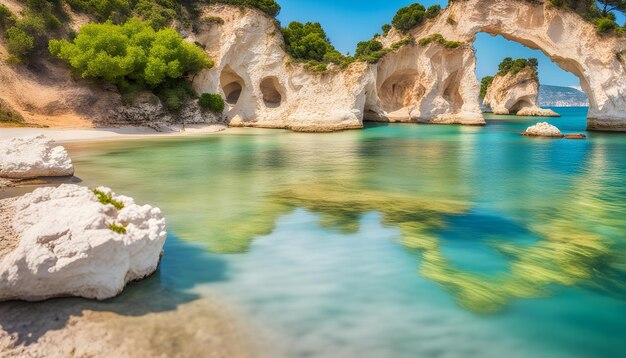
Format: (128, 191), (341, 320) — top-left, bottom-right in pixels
(276, 0), (580, 87)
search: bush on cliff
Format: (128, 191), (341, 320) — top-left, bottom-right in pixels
(199, 93), (225, 113)
(282, 21), (352, 70)
(497, 57), (538, 77)
(392, 3), (441, 32)
(49, 19), (212, 86)
(207, 0), (281, 17)
(480, 76), (494, 99)
(0, 4), (15, 30)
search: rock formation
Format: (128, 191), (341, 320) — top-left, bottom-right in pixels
(3, 0), (626, 131)
(0, 135), (74, 179)
(483, 67), (559, 117)
(522, 122), (564, 137)
(0, 184), (167, 301)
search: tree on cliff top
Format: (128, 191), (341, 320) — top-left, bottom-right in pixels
(497, 57), (539, 78)
(597, 0), (626, 17)
(208, 0), (281, 17)
(392, 3), (441, 31)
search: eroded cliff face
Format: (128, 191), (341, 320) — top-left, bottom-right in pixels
(2, 0), (626, 131)
(483, 67), (559, 116)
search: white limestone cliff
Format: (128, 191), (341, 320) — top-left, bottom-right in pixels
(483, 67), (559, 117)
(0, 135), (74, 179)
(0, 184), (167, 302)
(3, 0), (626, 131)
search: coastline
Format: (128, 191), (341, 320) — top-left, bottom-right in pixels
(0, 124), (228, 143)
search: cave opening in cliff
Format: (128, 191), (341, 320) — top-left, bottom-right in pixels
(473, 32), (589, 127)
(260, 77), (284, 108)
(378, 69), (420, 114)
(220, 66), (245, 105)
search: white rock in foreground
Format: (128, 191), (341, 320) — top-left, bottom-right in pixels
(522, 122), (564, 138)
(0, 135), (74, 179)
(0, 184), (167, 302)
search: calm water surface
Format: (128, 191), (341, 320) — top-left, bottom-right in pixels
(68, 107), (626, 357)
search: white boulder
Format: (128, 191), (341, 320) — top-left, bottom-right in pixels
(0, 184), (167, 301)
(0, 135), (74, 179)
(522, 122), (564, 138)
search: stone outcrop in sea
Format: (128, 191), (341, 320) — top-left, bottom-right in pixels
(0, 135), (74, 179)
(522, 122), (564, 137)
(0, 184), (167, 302)
(483, 67), (560, 117)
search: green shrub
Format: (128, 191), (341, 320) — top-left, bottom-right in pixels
(0, 4), (15, 30)
(381, 23), (391, 34)
(207, 0), (281, 17)
(281, 21), (351, 70)
(109, 223), (127, 234)
(199, 93), (225, 113)
(6, 27), (35, 62)
(595, 17), (622, 34)
(497, 57), (538, 77)
(392, 3), (426, 31)
(65, 0), (133, 22)
(425, 5), (441, 19)
(49, 19), (212, 86)
(391, 35), (414, 49)
(204, 16), (225, 25)
(355, 39), (383, 57)
(93, 189), (125, 210)
(418, 34), (462, 48)
(156, 80), (197, 111)
(480, 76), (494, 99)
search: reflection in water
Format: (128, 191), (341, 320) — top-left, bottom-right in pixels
(62, 112), (626, 356)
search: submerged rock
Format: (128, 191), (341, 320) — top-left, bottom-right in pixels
(522, 122), (564, 138)
(0, 184), (167, 302)
(0, 135), (74, 179)
(565, 134), (587, 139)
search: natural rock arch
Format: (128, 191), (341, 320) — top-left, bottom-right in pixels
(410, 0), (626, 130)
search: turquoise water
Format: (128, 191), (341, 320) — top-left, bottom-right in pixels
(70, 107), (626, 357)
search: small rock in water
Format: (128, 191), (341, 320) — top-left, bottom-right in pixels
(522, 122), (564, 138)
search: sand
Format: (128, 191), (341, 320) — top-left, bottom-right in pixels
(0, 124), (228, 143)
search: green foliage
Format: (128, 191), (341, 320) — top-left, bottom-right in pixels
(134, 0), (177, 29)
(425, 5), (441, 19)
(49, 19), (212, 87)
(392, 3), (426, 31)
(0, 4), (15, 30)
(355, 39), (383, 57)
(418, 34), (462, 48)
(282, 21), (333, 62)
(392, 3), (440, 32)
(109, 223), (127, 234)
(65, 0), (132, 22)
(381, 23), (391, 34)
(0, 98), (24, 124)
(156, 80), (197, 111)
(93, 189), (125, 210)
(6, 27), (34, 62)
(199, 93), (225, 113)
(207, 0), (281, 17)
(391, 35), (415, 49)
(480, 76), (494, 99)
(548, 0), (626, 35)
(204, 16), (225, 25)
(497, 57), (539, 77)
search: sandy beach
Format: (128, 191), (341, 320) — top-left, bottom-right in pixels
(0, 124), (228, 143)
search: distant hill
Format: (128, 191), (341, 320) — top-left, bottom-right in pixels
(538, 85), (589, 107)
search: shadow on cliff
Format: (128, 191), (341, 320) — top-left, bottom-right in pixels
(0, 233), (228, 347)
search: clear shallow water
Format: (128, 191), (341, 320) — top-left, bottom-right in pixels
(69, 107), (626, 357)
